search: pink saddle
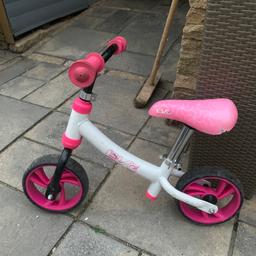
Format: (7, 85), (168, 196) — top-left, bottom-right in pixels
(149, 98), (238, 135)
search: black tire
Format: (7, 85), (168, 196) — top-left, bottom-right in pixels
(175, 167), (244, 225)
(22, 154), (89, 213)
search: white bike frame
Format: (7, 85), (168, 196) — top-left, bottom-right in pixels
(64, 102), (218, 214)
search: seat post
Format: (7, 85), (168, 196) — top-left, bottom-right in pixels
(165, 125), (193, 167)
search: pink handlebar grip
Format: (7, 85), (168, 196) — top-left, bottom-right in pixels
(108, 36), (127, 55)
(68, 52), (105, 88)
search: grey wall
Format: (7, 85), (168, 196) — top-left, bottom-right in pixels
(4, 0), (90, 37)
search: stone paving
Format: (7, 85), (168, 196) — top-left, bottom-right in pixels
(0, 0), (255, 255)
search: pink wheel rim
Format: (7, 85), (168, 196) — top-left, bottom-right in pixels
(25, 165), (83, 211)
(179, 177), (241, 224)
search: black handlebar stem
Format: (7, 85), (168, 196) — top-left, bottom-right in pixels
(101, 44), (118, 62)
(80, 44), (118, 98)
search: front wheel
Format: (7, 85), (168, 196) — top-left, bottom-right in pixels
(175, 167), (243, 225)
(22, 154), (89, 213)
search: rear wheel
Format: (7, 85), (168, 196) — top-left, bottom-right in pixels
(22, 154), (89, 213)
(175, 167), (243, 225)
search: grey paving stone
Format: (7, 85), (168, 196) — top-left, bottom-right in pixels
(153, 80), (174, 95)
(51, 222), (138, 256)
(107, 70), (145, 83)
(128, 138), (168, 165)
(0, 183), (72, 256)
(239, 195), (256, 226)
(0, 56), (23, 72)
(23, 72), (78, 108)
(71, 15), (106, 29)
(57, 92), (79, 114)
(233, 222), (256, 256)
(121, 12), (184, 56)
(0, 138), (58, 190)
(0, 95), (49, 151)
(23, 62), (66, 81)
(81, 139), (234, 256)
(176, 1), (190, 18)
(152, 3), (170, 15)
(0, 137), (106, 192)
(25, 111), (134, 168)
(0, 76), (45, 99)
(60, 74), (167, 135)
(106, 51), (154, 76)
(37, 27), (114, 60)
(27, 53), (65, 65)
(139, 117), (180, 147)
(0, 58), (36, 85)
(153, 0), (189, 15)
(95, 9), (135, 34)
(100, 0), (157, 10)
(0, 50), (18, 65)
(160, 40), (181, 82)
(0, 138), (108, 216)
(84, 6), (117, 18)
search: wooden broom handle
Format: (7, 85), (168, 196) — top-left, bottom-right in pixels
(148, 0), (179, 85)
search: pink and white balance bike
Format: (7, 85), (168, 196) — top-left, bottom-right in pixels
(22, 36), (243, 225)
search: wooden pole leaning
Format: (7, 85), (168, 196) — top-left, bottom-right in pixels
(134, 0), (179, 108)
(0, 0), (14, 44)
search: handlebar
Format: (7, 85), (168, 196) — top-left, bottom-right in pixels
(68, 36), (127, 88)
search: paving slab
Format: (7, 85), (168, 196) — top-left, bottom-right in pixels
(100, 0), (157, 10)
(0, 95), (49, 151)
(153, 0), (188, 14)
(176, 1), (190, 18)
(0, 137), (107, 193)
(51, 222), (139, 256)
(57, 92), (81, 114)
(233, 222), (256, 256)
(121, 12), (184, 56)
(0, 138), (58, 190)
(0, 76), (45, 99)
(71, 15), (106, 30)
(0, 56), (23, 72)
(23, 72), (78, 108)
(0, 138), (108, 216)
(160, 40), (181, 82)
(0, 58), (36, 86)
(95, 9), (135, 34)
(84, 6), (117, 18)
(152, 3), (170, 15)
(107, 70), (145, 83)
(0, 183), (72, 256)
(128, 137), (169, 165)
(37, 27), (114, 60)
(106, 51), (154, 76)
(139, 117), (180, 147)
(106, 39), (180, 80)
(25, 111), (134, 168)
(82, 139), (234, 256)
(0, 50), (18, 65)
(27, 53), (66, 65)
(239, 195), (256, 226)
(59, 74), (167, 134)
(23, 62), (66, 81)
